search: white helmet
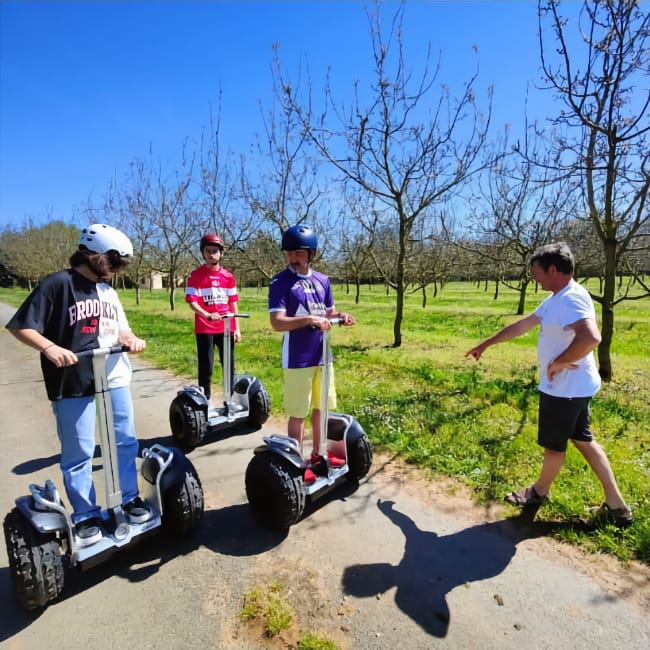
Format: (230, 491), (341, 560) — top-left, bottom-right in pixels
(78, 224), (133, 257)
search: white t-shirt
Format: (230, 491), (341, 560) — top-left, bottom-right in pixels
(534, 280), (601, 398)
(97, 283), (133, 389)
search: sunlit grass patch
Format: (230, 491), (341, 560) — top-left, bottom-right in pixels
(241, 581), (294, 638)
(240, 581), (340, 648)
(298, 633), (339, 650)
(1, 281), (648, 563)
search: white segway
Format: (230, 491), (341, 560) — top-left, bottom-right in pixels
(245, 318), (372, 531)
(169, 313), (271, 452)
(3, 345), (204, 611)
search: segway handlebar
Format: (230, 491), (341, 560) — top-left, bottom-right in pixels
(308, 317), (345, 331)
(75, 345), (130, 358)
(223, 313), (250, 319)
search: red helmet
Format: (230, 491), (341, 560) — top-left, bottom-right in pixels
(200, 233), (225, 252)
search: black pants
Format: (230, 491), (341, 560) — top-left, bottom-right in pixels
(196, 333), (235, 400)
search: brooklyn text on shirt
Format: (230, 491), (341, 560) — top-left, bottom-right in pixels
(68, 299), (118, 326)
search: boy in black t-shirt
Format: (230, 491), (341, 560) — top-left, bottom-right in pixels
(7, 224), (152, 546)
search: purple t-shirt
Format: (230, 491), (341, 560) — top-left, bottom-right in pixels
(268, 267), (334, 368)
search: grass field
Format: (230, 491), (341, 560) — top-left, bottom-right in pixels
(1, 280), (648, 563)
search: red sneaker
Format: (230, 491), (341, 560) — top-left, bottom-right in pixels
(304, 467), (316, 484)
(311, 451), (345, 468)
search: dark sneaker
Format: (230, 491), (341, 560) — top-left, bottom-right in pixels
(311, 451), (345, 468)
(593, 503), (633, 528)
(124, 497), (153, 524)
(76, 517), (103, 547)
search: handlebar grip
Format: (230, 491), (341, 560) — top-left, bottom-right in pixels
(308, 318), (344, 331)
(75, 345), (129, 358)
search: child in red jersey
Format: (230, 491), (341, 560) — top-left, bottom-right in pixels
(185, 234), (240, 401)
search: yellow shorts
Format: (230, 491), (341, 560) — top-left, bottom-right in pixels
(283, 365), (337, 418)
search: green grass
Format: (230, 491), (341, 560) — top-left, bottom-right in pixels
(298, 634), (339, 650)
(2, 280), (648, 563)
(241, 581), (339, 648)
(241, 581), (294, 638)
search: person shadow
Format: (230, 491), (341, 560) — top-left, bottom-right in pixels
(342, 498), (590, 638)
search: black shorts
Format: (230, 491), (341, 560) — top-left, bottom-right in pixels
(537, 392), (594, 452)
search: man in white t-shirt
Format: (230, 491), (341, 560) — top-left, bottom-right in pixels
(465, 242), (632, 527)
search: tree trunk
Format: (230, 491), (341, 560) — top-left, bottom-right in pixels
(597, 241), (617, 382)
(393, 287), (404, 347)
(393, 227), (407, 348)
(516, 279), (528, 316)
(168, 273), (176, 311)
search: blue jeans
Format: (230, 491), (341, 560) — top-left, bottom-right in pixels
(51, 387), (139, 523)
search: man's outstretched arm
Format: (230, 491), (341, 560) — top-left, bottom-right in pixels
(466, 313), (541, 361)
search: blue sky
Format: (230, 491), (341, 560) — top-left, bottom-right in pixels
(0, 1), (559, 228)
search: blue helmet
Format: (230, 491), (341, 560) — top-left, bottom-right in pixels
(281, 225), (318, 251)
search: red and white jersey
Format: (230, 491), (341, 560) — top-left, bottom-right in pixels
(185, 264), (239, 334)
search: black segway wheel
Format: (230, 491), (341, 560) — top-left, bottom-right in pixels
(346, 434), (373, 481)
(246, 379), (271, 428)
(162, 469), (204, 537)
(169, 393), (206, 452)
(3, 508), (64, 611)
(245, 451), (305, 531)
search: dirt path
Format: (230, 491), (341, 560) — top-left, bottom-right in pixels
(1, 303), (648, 650)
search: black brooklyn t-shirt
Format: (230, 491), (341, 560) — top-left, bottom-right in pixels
(7, 269), (118, 400)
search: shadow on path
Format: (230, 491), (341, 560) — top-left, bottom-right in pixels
(0, 501), (286, 642)
(342, 499), (593, 638)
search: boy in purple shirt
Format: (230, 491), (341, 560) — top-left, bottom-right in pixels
(268, 225), (355, 483)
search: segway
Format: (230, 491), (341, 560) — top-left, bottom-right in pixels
(169, 313), (271, 452)
(3, 345), (204, 611)
(245, 317), (372, 531)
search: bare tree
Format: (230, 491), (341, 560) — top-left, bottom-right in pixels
(538, 0), (650, 380)
(237, 45), (327, 282)
(461, 130), (576, 314)
(334, 185), (382, 302)
(119, 147), (198, 310)
(407, 219), (453, 308)
(195, 103), (240, 245)
(96, 174), (157, 304)
(280, 2), (493, 346)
